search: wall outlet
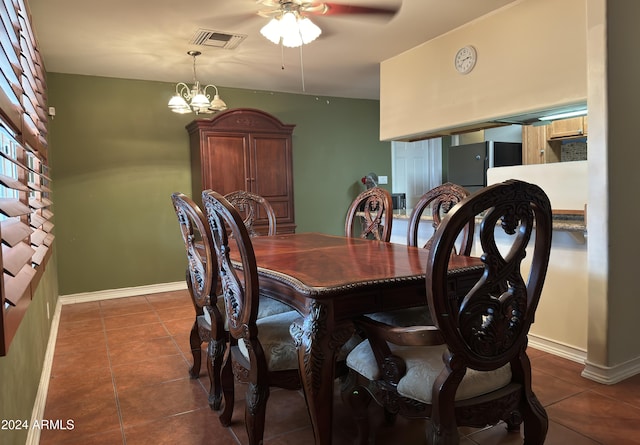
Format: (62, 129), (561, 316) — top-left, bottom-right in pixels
(378, 175), (388, 184)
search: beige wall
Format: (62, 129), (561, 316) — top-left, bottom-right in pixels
(380, 0), (587, 141)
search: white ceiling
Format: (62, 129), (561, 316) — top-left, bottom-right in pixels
(28, 0), (518, 100)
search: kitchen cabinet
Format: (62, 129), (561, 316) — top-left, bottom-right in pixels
(187, 108), (296, 234)
(547, 116), (588, 139)
(522, 125), (560, 164)
(523, 115), (589, 164)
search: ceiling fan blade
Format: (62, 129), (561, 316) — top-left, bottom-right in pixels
(257, 0), (282, 7)
(257, 8), (282, 18)
(318, 3), (399, 16)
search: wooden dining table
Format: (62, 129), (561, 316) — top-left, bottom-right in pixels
(230, 232), (483, 445)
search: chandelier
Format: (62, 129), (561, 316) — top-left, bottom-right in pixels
(260, 10), (321, 48)
(168, 51), (228, 115)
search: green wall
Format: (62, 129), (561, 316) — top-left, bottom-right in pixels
(47, 73), (391, 295)
(0, 261), (59, 445)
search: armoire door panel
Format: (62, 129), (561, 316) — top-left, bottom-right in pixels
(202, 133), (248, 193)
(267, 199), (293, 222)
(250, 135), (291, 198)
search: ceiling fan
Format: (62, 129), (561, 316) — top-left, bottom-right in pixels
(256, 1), (399, 18)
(256, 1), (399, 47)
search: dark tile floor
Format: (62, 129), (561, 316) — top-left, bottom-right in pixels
(41, 290), (640, 444)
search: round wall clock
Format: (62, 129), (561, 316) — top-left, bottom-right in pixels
(454, 45), (477, 74)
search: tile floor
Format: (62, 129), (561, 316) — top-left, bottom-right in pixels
(40, 290), (640, 444)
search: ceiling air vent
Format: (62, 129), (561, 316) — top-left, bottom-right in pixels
(190, 29), (247, 50)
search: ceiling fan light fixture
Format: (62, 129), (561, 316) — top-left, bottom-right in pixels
(260, 10), (321, 48)
(297, 17), (321, 44)
(260, 18), (282, 44)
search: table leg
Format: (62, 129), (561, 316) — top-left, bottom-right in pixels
(290, 301), (353, 445)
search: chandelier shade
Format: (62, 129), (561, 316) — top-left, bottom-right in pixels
(168, 51), (227, 115)
(260, 11), (321, 48)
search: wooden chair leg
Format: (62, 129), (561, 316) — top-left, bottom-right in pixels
(188, 319), (202, 379)
(218, 352), (235, 425)
(207, 337), (226, 410)
(426, 419), (460, 445)
(245, 382), (269, 445)
(505, 410), (523, 432)
(521, 393), (549, 444)
(516, 354), (549, 444)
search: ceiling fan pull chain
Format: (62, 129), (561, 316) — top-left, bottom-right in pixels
(281, 41), (285, 70)
(299, 43), (306, 92)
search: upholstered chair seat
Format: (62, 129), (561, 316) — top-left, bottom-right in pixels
(365, 306), (433, 327)
(237, 310), (300, 372)
(206, 295), (294, 331)
(347, 340), (512, 403)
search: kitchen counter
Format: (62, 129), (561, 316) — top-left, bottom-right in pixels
(392, 209), (586, 234)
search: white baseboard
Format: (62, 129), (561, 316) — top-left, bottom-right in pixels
(58, 281), (187, 305)
(582, 356), (640, 385)
(529, 334), (640, 384)
(26, 299), (62, 445)
(528, 334), (587, 364)
(28, 281), (188, 444)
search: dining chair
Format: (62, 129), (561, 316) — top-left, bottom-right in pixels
(342, 179), (553, 445)
(171, 192), (293, 410)
(345, 186), (393, 241)
(202, 190), (301, 445)
(171, 192), (225, 409)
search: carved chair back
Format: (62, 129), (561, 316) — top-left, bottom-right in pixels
(171, 192), (225, 407)
(428, 179), (552, 369)
(408, 182), (474, 254)
(170, 192), (215, 313)
(224, 190), (277, 237)
(345, 186), (393, 241)
(202, 190), (260, 348)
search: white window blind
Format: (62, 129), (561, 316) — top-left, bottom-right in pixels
(0, 0), (52, 355)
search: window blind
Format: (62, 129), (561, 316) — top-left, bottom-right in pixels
(0, 0), (52, 355)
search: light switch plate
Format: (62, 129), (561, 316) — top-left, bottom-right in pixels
(378, 175), (388, 184)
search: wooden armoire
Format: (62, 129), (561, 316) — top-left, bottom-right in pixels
(187, 108), (296, 234)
